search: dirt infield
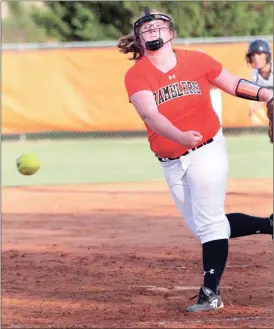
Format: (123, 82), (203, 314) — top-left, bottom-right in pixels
(2, 179), (273, 328)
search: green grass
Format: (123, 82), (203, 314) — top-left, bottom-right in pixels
(226, 134), (273, 179)
(2, 134), (273, 187)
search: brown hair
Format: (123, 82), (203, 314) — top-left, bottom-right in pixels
(117, 31), (144, 62)
(117, 9), (171, 62)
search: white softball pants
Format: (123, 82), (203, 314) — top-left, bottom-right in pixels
(160, 128), (231, 244)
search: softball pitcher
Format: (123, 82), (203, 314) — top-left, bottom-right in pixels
(118, 8), (273, 313)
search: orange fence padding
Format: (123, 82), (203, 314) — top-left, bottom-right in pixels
(2, 42), (272, 134)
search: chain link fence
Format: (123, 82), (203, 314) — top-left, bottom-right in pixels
(2, 37), (272, 187)
(2, 36), (272, 142)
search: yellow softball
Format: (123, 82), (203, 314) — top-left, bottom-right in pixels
(16, 153), (40, 176)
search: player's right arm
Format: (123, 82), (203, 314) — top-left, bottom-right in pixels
(130, 90), (202, 148)
(125, 70), (202, 148)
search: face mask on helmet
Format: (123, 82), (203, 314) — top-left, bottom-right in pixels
(133, 8), (174, 51)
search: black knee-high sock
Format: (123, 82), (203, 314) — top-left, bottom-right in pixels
(227, 213), (273, 238)
(202, 239), (228, 294)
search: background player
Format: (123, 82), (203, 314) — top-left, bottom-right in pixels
(246, 39), (273, 121)
(118, 9), (273, 313)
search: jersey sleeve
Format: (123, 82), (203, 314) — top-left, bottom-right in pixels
(196, 51), (223, 82)
(124, 69), (152, 100)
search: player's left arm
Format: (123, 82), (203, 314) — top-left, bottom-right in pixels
(248, 69), (264, 118)
(211, 68), (273, 103)
(212, 68), (273, 143)
(197, 51), (272, 104)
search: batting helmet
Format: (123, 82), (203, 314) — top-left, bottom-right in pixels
(246, 39), (272, 64)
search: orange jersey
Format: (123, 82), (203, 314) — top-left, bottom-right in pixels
(125, 49), (223, 158)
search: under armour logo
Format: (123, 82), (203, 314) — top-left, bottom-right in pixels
(210, 299), (219, 309)
(168, 74), (176, 80)
(204, 269), (215, 276)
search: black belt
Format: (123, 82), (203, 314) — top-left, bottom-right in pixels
(157, 138), (214, 162)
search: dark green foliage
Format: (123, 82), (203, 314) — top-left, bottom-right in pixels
(3, 1), (273, 43)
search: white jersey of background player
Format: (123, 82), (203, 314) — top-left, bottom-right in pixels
(246, 39), (273, 120)
(251, 62), (273, 88)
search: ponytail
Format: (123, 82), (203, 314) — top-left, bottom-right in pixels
(117, 32), (144, 62)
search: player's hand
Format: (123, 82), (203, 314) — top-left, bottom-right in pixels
(180, 131), (203, 148)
